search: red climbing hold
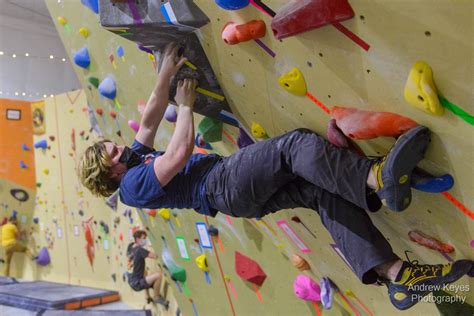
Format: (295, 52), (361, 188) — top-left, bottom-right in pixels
(408, 230), (455, 253)
(222, 20), (266, 45)
(235, 251), (267, 286)
(271, 0), (354, 40)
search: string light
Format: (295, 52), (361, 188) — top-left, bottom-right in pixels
(62, 58), (66, 62)
(25, 53), (29, 57)
(12, 54), (16, 58)
(15, 92), (19, 96)
(49, 55), (54, 59)
(43, 94), (47, 98)
(0, 51), (4, 55)
(21, 92), (26, 96)
(0, 51), (66, 61)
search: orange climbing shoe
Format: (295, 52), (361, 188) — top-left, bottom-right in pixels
(372, 126), (430, 211)
(387, 258), (473, 310)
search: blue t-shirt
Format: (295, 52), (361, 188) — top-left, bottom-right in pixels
(119, 140), (222, 216)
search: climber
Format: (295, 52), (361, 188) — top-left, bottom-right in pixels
(1, 216), (36, 276)
(77, 43), (472, 311)
(126, 229), (168, 309)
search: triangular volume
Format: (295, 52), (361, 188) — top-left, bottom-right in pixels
(235, 251), (267, 286)
(271, 0), (355, 39)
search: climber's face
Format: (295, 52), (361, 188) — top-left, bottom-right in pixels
(104, 142), (127, 181)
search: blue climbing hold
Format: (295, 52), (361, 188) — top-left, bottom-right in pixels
(411, 169), (454, 193)
(215, 0), (250, 10)
(34, 139), (48, 149)
(73, 46), (90, 69)
(22, 144), (30, 151)
(81, 0), (99, 14)
(195, 133), (213, 150)
(20, 160), (27, 169)
(36, 247), (51, 266)
(117, 46), (124, 58)
(98, 76), (117, 100)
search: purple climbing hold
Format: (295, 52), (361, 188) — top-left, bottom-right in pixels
(164, 104), (178, 123)
(237, 127), (255, 149)
(320, 277), (333, 310)
(36, 247), (51, 266)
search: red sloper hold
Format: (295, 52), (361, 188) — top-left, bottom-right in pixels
(235, 251), (267, 286)
(271, 0), (355, 39)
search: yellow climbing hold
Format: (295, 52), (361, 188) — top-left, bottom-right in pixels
(43, 168), (49, 175)
(251, 122), (267, 139)
(195, 254), (209, 271)
(158, 208), (170, 220)
(404, 61), (444, 116)
(57, 16), (67, 26)
(278, 68), (307, 96)
(399, 175), (409, 184)
(79, 27), (89, 38)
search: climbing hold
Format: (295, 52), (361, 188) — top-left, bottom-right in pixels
(408, 230), (455, 253)
(235, 251), (267, 286)
(98, 76), (117, 100)
(195, 134), (212, 150)
(293, 275), (321, 302)
(404, 61), (443, 116)
(81, 0), (99, 14)
(73, 46), (91, 69)
(158, 208), (171, 220)
(164, 104), (177, 123)
(100, 221), (110, 234)
(331, 106), (418, 139)
(320, 277), (334, 310)
(278, 68), (307, 96)
(411, 168), (454, 193)
(128, 120), (140, 133)
(10, 189), (29, 202)
(117, 46), (125, 61)
(146, 209), (157, 217)
(251, 122), (268, 139)
(215, 0), (250, 10)
(195, 254), (209, 271)
(20, 160), (27, 169)
(222, 20), (266, 45)
(21, 144), (30, 151)
(33, 217), (39, 224)
(95, 108), (103, 116)
(237, 127), (254, 148)
(43, 168), (50, 175)
(197, 117), (223, 143)
(57, 16), (67, 26)
(109, 111), (117, 119)
(271, 0), (355, 40)
(88, 77), (100, 89)
(36, 247), (51, 266)
(291, 254), (310, 271)
(207, 225), (219, 237)
(34, 139), (48, 149)
(79, 27), (89, 38)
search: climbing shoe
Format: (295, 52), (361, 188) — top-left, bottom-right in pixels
(386, 258), (472, 310)
(372, 126), (430, 211)
(154, 296), (170, 310)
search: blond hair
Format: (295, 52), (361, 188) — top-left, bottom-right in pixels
(77, 140), (119, 197)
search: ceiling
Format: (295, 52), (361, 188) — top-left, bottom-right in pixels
(0, 0), (80, 101)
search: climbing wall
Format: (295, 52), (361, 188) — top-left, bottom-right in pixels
(44, 0), (473, 315)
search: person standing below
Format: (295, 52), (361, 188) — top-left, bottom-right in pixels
(1, 216), (35, 277)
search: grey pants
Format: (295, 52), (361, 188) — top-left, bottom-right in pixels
(205, 128), (398, 284)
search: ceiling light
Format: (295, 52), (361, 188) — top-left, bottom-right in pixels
(49, 55), (54, 59)
(25, 53), (29, 57)
(61, 58), (66, 62)
(22, 92), (26, 96)
(0, 91), (2, 94)
(12, 54), (16, 58)
(15, 92), (19, 96)
(43, 94), (47, 98)
(0, 51), (4, 55)
(50, 94), (54, 97)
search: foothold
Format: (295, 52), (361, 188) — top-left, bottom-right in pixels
(164, 104), (177, 123)
(404, 61), (444, 115)
(195, 254), (209, 271)
(57, 16), (67, 26)
(207, 225), (219, 236)
(320, 277), (334, 310)
(215, 0), (250, 10)
(98, 76), (117, 100)
(21, 144), (30, 151)
(73, 46), (91, 69)
(111, 273), (117, 282)
(222, 20), (266, 45)
(128, 120), (140, 133)
(293, 275), (321, 302)
(411, 168), (454, 193)
(34, 139), (48, 149)
(470, 240), (474, 248)
(117, 46), (125, 59)
(331, 106), (418, 139)
(271, 0), (355, 40)
(237, 127), (254, 149)
(95, 108), (104, 116)
(36, 247), (51, 266)
(197, 117), (223, 143)
(20, 160), (27, 169)
(49, 136), (56, 141)
(235, 251), (267, 286)
(251, 122), (267, 139)
(291, 254), (310, 271)
(195, 134), (212, 150)
(79, 27), (89, 38)
(146, 209), (157, 217)
(408, 230), (455, 253)
(43, 168), (50, 175)
(158, 208), (171, 220)
(278, 68), (307, 96)
(109, 111), (117, 119)
(81, 0), (99, 14)
(88, 77), (100, 89)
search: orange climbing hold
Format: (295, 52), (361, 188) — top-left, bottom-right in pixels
(408, 230), (455, 253)
(331, 106), (418, 140)
(222, 20), (266, 45)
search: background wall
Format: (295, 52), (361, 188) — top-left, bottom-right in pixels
(28, 0), (474, 315)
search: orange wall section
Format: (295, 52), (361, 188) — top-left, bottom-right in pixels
(0, 98), (36, 190)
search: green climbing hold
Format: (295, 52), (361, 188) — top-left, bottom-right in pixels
(88, 77), (100, 89)
(198, 117), (223, 143)
(170, 266), (187, 282)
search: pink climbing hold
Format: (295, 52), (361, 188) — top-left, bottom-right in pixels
(293, 275), (321, 302)
(326, 119), (365, 155)
(331, 106), (418, 140)
(470, 240), (474, 248)
(128, 120), (140, 133)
